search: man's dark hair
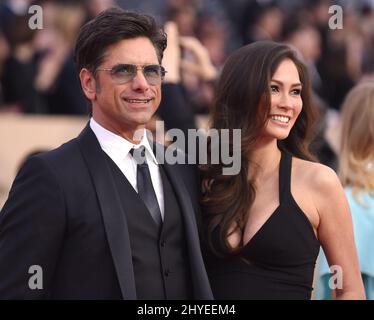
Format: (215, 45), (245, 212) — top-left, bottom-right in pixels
(74, 7), (167, 75)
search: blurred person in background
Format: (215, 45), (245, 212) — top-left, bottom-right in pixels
(314, 2), (360, 110)
(196, 14), (227, 70)
(0, 0), (88, 114)
(178, 27), (218, 115)
(157, 21), (197, 143)
(167, 3), (221, 115)
(117, 0), (165, 19)
(316, 82), (374, 300)
(165, 0), (199, 37)
(157, 21), (217, 153)
(0, 0), (33, 28)
(0, 13), (46, 113)
(358, 2), (374, 80)
(282, 16), (322, 94)
(33, 0), (87, 114)
(193, 14), (227, 113)
(83, 0), (117, 19)
(0, 0), (35, 106)
(239, 0), (284, 45)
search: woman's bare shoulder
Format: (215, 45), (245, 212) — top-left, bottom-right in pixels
(292, 157), (340, 191)
(291, 157), (348, 228)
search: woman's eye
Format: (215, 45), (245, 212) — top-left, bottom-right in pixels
(291, 89), (302, 95)
(270, 85), (279, 93)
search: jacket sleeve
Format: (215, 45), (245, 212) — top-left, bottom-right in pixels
(0, 155), (66, 299)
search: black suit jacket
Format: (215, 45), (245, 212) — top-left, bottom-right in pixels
(0, 124), (213, 299)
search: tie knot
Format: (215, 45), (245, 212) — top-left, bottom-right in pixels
(130, 146), (147, 165)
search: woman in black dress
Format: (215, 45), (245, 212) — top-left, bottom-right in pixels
(201, 41), (365, 300)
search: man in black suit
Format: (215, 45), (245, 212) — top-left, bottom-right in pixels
(0, 8), (213, 300)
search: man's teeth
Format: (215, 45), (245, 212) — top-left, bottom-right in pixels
(271, 115), (290, 123)
(126, 99), (151, 103)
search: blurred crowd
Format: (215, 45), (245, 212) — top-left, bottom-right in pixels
(1, 0), (374, 157)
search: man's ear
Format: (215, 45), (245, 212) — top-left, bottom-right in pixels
(79, 68), (97, 101)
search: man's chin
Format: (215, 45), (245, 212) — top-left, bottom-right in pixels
(126, 116), (154, 131)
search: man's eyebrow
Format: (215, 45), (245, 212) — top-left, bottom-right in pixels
(270, 79), (303, 87)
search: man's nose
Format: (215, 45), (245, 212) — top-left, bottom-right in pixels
(131, 69), (149, 90)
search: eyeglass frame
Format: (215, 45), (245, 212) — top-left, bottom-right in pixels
(96, 63), (167, 86)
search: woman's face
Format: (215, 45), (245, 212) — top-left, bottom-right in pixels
(260, 58), (303, 141)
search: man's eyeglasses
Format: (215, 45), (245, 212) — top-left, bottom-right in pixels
(96, 64), (167, 86)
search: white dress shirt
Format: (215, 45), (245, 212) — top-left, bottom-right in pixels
(90, 118), (164, 219)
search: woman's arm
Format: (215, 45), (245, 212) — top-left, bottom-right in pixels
(313, 164), (365, 299)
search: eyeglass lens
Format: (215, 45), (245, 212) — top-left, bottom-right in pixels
(111, 64), (165, 85)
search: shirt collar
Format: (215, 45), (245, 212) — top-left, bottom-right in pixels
(89, 117), (158, 165)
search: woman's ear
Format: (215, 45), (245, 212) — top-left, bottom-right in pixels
(79, 68), (97, 101)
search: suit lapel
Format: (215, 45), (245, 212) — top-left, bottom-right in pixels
(77, 124), (136, 300)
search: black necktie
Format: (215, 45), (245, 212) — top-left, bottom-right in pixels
(130, 146), (162, 227)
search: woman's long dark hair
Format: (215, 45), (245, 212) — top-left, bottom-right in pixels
(201, 41), (318, 257)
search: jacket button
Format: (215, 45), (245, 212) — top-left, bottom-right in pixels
(164, 269), (170, 277)
(161, 240), (166, 247)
